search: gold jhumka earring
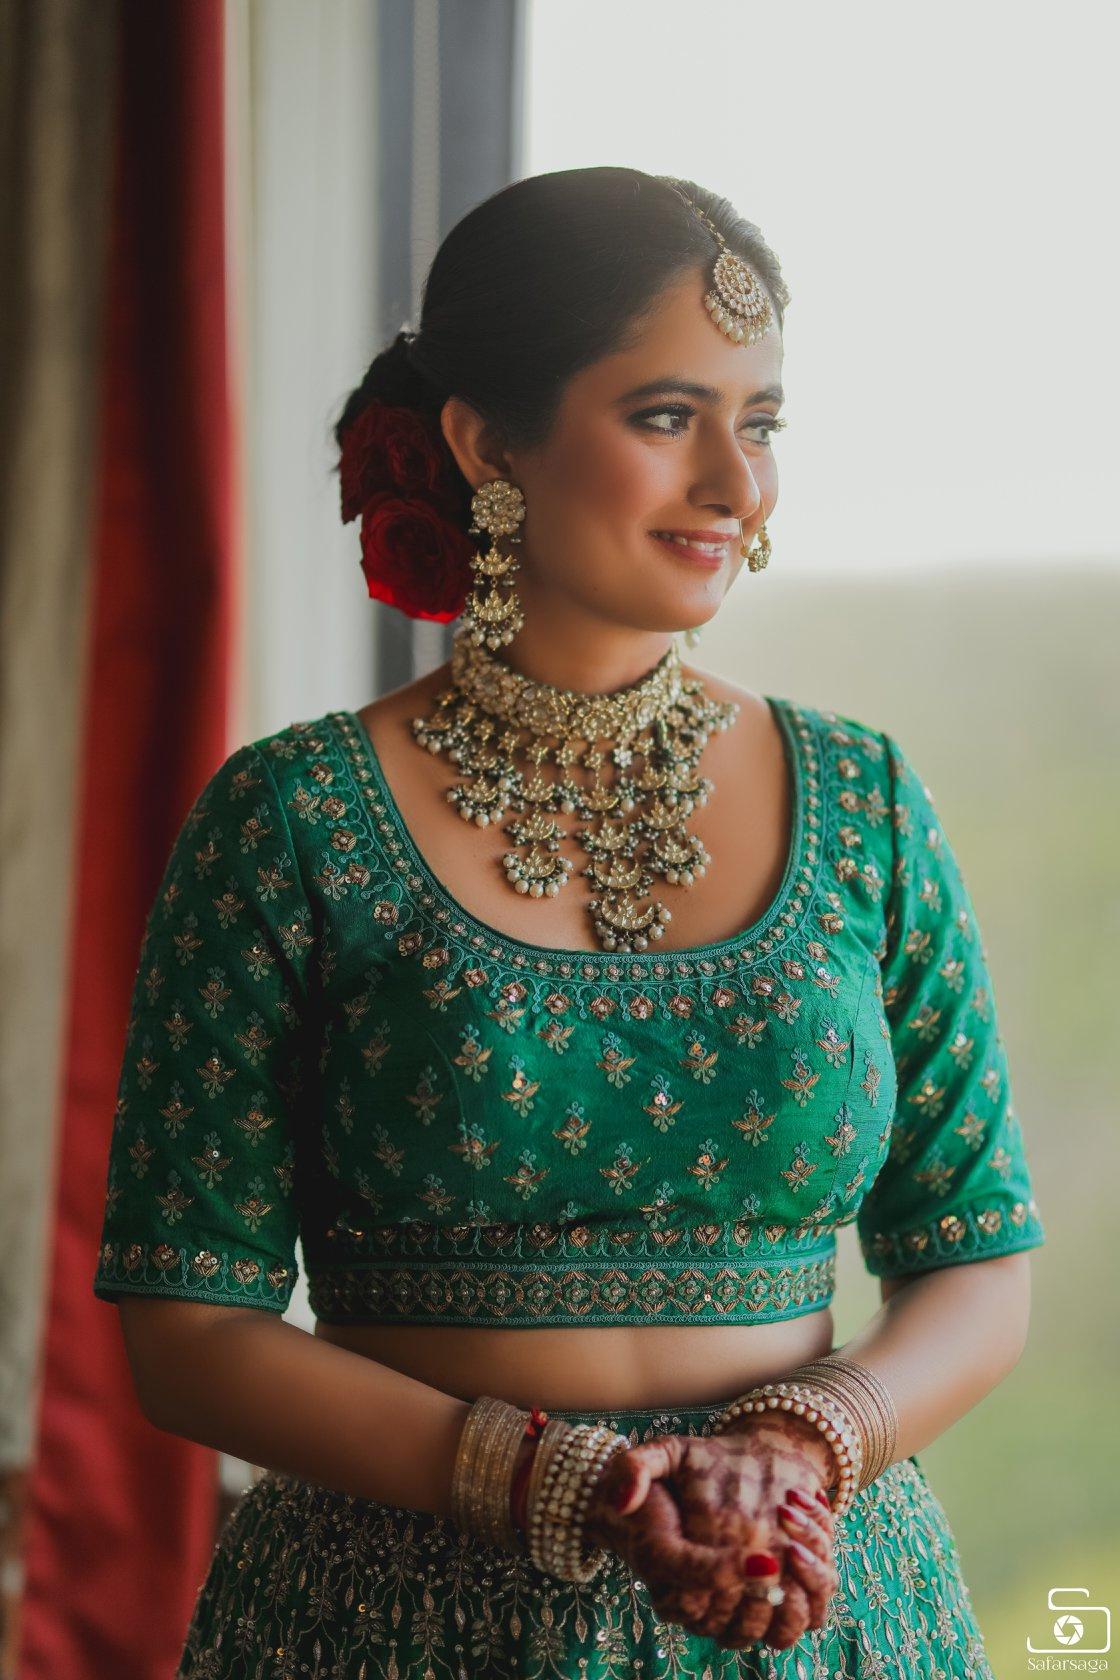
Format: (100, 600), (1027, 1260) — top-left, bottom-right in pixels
(459, 478), (526, 649)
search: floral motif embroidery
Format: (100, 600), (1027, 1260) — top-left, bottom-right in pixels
(553, 1104), (590, 1156)
(504, 1149), (548, 1201)
(679, 1037), (718, 1082)
(405, 1067), (443, 1125)
(824, 1102), (859, 1160)
(500, 1058), (538, 1117)
(686, 1140), (728, 1191)
(600, 1142), (646, 1195)
(92, 702), (1045, 1331)
(643, 1075), (682, 1131)
(448, 1124), (499, 1172)
(781, 1048), (820, 1107)
(454, 1028), (491, 1081)
(781, 1140), (819, 1194)
(597, 1033), (634, 1088)
(731, 1091), (776, 1148)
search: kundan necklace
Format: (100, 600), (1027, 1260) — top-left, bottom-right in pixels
(411, 631), (740, 953)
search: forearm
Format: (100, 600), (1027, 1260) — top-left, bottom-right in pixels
(830, 1251), (1033, 1466)
(143, 1310), (472, 1519)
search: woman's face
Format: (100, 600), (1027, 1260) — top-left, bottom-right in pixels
(503, 266), (784, 636)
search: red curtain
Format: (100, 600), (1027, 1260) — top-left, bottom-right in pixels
(19, 3), (240, 1673)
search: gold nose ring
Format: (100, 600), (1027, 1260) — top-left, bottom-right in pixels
(738, 513), (771, 570)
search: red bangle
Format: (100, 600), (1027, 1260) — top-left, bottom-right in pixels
(509, 1407), (549, 1535)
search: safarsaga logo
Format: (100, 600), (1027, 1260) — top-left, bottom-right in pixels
(1027, 1586), (1111, 1671)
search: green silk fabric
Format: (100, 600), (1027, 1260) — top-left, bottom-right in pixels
(93, 697), (1045, 1326)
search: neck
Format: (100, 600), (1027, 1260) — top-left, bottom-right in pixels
(476, 618), (678, 697)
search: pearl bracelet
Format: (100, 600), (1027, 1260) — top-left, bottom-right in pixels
(526, 1420), (629, 1582)
(712, 1381), (864, 1517)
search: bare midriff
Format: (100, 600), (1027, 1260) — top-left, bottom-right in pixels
(313, 1311), (836, 1412)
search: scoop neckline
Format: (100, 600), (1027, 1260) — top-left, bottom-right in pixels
(335, 693), (811, 971)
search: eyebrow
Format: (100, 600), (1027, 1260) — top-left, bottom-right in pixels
(614, 378), (785, 407)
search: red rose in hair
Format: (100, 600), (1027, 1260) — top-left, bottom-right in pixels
(358, 493), (474, 622)
(339, 402), (450, 523)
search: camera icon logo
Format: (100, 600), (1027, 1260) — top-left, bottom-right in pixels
(1026, 1586), (1111, 1655)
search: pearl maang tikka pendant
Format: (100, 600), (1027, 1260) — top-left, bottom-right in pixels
(657, 175), (775, 348)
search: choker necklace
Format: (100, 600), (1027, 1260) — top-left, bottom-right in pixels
(411, 632), (740, 953)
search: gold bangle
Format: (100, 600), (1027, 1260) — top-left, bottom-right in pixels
(450, 1396), (532, 1549)
(795, 1356), (898, 1486)
(829, 1356), (898, 1478)
(791, 1368), (888, 1489)
(796, 1355), (899, 1488)
(469, 1398), (509, 1541)
(490, 1405), (533, 1550)
(449, 1396), (489, 1534)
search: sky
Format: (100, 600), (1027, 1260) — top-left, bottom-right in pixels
(524, 0), (1117, 576)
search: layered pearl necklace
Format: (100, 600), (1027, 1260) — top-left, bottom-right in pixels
(411, 633), (740, 953)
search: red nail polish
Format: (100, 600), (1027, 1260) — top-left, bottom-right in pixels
(788, 1487), (814, 1507)
(815, 1489), (831, 1509)
(743, 1551), (780, 1576)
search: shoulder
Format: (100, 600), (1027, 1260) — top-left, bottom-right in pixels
(166, 738), (285, 838)
(687, 663), (895, 767)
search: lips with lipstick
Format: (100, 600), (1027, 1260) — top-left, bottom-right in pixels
(650, 528), (739, 565)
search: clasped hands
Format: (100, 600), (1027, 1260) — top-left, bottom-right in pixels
(584, 1410), (842, 1653)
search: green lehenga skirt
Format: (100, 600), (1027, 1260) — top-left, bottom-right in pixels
(176, 1396), (995, 1680)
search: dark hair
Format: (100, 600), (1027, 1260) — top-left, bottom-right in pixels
(332, 166), (790, 518)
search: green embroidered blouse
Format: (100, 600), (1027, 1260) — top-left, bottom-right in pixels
(92, 698), (1046, 1327)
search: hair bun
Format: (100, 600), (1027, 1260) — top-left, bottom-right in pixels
(366, 329), (438, 412)
(333, 330), (440, 452)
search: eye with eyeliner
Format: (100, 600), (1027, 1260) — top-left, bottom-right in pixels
(630, 403), (788, 443)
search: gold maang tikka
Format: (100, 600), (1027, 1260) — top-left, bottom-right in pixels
(661, 177), (773, 571)
(459, 478), (526, 649)
(658, 176), (775, 347)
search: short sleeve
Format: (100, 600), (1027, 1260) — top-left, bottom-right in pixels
(92, 742), (316, 1314)
(856, 732), (1046, 1278)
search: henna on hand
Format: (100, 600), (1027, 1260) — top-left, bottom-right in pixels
(722, 1417), (842, 1651)
(775, 1487), (841, 1632)
(581, 1434), (780, 1644)
(585, 1444), (749, 1633)
(583, 1414), (843, 1651)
